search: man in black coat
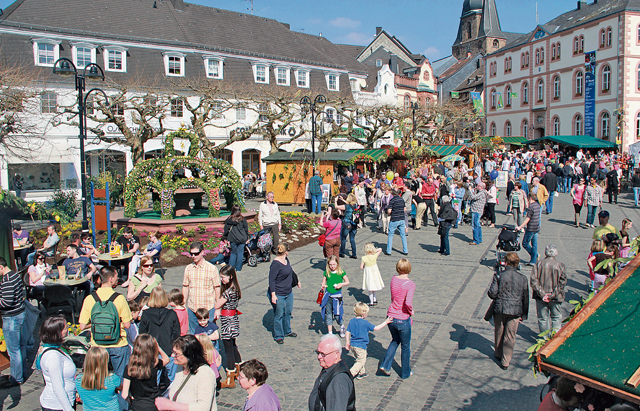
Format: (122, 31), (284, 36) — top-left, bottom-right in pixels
(488, 252), (529, 370)
(540, 166), (558, 214)
(605, 166), (619, 204)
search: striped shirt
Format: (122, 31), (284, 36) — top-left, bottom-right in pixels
(387, 276), (415, 320)
(525, 201), (541, 233)
(0, 270), (25, 317)
(183, 261), (221, 311)
(388, 195), (406, 222)
(469, 190), (488, 214)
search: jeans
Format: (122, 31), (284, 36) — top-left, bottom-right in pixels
(634, 187), (640, 206)
(387, 220), (408, 254)
(472, 212), (482, 244)
(380, 318), (412, 379)
(586, 205), (598, 226)
(229, 242), (245, 272)
(209, 253), (230, 265)
(340, 223), (357, 257)
(187, 307), (217, 335)
(564, 177), (572, 193)
(522, 231), (539, 264)
(271, 291), (293, 340)
(3, 311), (29, 383)
(107, 346), (131, 410)
(311, 194), (322, 214)
(545, 192), (555, 213)
(535, 300), (563, 333)
(439, 224), (450, 255)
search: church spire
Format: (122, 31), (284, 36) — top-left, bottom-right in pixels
(478, 0), (506, 39)
(452, 0), (507, 60)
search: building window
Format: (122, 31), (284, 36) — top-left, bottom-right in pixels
(350, 79), (358, 92)
(295, 69), (309, 88)
(404, 95), (412, 111)
(522, 119), (529, 138)
(553, 117), (560, 136)
(637, 113), (640, 139)
(163, 53), (185, 77)
(276, 67), (289, 86)
(521, 53), (525, 68)
(325, 108), (335, 123)
(104, 47), (127, 72)
(505, 121), (512, 137)
(493, 39), (499, 48)
(490, 89), (496, 109)
(552, 44), (556, 60)
(601, 111), (610, 140)
(607, 27), (612, 47)
(211, 100), (224, 119)
(579, 35), (584, 53)
(574, 114), (583, 135)
(490, 122), (496, 136)
(537, 79), (544, 102)
(252, 63), (269, 84)
(540, 47), (544, 63)
(576, 71), (583, 95)
(525, 52), (530, 67)
(602, 65), (611, 92)
(33, 40), (60, 67)
(236, 105), (246, 120)
(557, 42), (561, 59)
(376, 59), (382, 67)
(574, 37), (579, 54)
(535, 49), (540, 65)
(74, 45), (93, 68)
(40, 92), (57, 114)
(205, 58), (224, 79)
(258, 103), (269, 122)
(553, 75), (560, 99)
(523, 82), (529, 104)
(170, 98), (183, 117)
(600, 29), (606, 48)
(506, 85), (512, 107)
(112, 102), (125, 117)
(326, 73), (339, 91)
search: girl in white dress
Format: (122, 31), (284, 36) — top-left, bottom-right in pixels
(360, 243), (385, 306)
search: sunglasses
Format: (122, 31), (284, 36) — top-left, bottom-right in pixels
(314, 349), (339, 358)
(37, 257), (45, 261)
(142, 264), (154, 268)
(190, 250), (202, 257)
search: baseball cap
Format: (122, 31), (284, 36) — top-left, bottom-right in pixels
(598, 210), (610, 218)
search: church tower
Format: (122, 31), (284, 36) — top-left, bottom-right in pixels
(452, 0), (507, 60)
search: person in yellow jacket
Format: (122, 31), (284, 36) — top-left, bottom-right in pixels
(531, 177), (549, 210)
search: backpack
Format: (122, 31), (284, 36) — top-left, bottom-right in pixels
(90, 291), (121, 345)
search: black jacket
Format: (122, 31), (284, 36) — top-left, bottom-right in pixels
(139, 307), (181, 354)
(541, 172), (557, 193)
(223, 218), (249, 244)
(438, 202), (457, 223)
(488, 267), (529, 320)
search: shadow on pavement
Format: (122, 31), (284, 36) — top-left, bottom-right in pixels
(419, 243), (440, 253)
(456, 384), (543, 410)
(0, 384), (21, 411)
(307, 311), (325, 335)
(346, 287), (368, 304)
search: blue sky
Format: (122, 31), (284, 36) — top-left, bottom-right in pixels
(0, 0), (578, 61)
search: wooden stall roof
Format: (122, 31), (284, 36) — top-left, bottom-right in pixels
(262, 151), (355, 163)
(427, 145), (475, 157)
(478, 136), (529, 145)
(537, 253), (640, 405)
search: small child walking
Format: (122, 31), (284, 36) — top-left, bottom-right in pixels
(320, 255), (350, 337)
(196, 333), (222, 397)
(345, 302), (392, 379)
(168, 288), (189, 336)
(360, 243), (385, 306)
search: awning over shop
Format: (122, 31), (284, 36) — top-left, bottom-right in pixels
(344, 148), (408, 165)
(426, 145), (475, 157)
(527, 135), (617, 149)
(537, 256), (640, 405)
(478, 136), (528, 145)
(261, 151), (355, 163)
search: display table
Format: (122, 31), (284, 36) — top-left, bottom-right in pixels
(98, 253), (134, 263)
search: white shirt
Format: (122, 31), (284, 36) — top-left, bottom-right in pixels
(501, 159), (510, 171)
(40, 348), (76, 411)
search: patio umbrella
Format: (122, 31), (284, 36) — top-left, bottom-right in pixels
(440, 154), (464, 163)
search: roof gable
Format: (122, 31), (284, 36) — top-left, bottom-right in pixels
(356, 30), (416, 67)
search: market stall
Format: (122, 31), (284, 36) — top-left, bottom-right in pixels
(345, 148), (409, 177)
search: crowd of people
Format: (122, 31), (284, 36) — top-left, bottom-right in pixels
(1, 145), (639, 411)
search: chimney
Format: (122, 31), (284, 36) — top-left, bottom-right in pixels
(390, 54), (398, 74)
(577, 0), (587, 10)
(376, 27), (382, 36)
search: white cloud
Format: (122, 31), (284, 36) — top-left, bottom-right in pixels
(341, 32), (373, 45)
(422, 46), (441, 59)
(330, 17), (361, 29)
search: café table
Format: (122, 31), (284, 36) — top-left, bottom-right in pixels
(98, 252), (134, 283)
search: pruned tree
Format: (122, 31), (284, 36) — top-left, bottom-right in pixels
(337, 103), (400, 149)
(0, 61), (48, 160)
(54, 75), (169, 165)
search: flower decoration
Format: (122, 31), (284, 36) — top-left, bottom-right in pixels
(574, 383), (585, 393)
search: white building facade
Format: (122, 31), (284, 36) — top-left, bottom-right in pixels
(484, 0), (640, 152)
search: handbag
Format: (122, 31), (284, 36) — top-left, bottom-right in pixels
(291, 271), (299, 288)
(483, 300), (495, 321)
(316, 288), (325, 305)
(318, 221), (338, 247)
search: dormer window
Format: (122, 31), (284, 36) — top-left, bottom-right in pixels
(376, 59), (383, 67)
(103, 46), (127, 72)
(71, 43), (96, 69)
(251, 62), (270, 84)
(295, 69), (310, 88)
(325, 72), (339, 91)
(204, 56), (225, 79)
(275, 66), (290, 86)
(164, 52), (185, 77)
(33, 39), (61, 67)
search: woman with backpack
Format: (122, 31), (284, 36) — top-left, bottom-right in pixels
(38, 315), (76, 411)
(437, 196), (457, 256)
(223, 205), (249, 272)
(335, 193), (358, 259)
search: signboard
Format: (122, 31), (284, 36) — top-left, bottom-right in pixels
(496, 93), (504, 109)
(584, 51), (596, 137)
(451, 91), (460, 99)
(510, 92), (518, 99)
(495, 171), (508, 188)
(321, 184), (331, 204)
(411, 140), (418, 148)
(470, 92), (484, 117)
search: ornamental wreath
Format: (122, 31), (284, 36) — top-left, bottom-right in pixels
(124, 129), (244, 219)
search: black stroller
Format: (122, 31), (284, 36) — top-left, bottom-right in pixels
(495, 228), (521, 272)
(244, 227), (272, 267)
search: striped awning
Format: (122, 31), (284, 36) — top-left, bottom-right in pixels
(425, 145), (474, 157)
(478, 136), (529, 145)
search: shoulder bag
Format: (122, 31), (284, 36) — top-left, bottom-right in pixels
(172, 373), (192, 402)
(318, 221), (338, 247)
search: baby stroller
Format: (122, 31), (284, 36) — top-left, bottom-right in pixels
(244, 227), (272, 267)
(495, 228), (521, 272)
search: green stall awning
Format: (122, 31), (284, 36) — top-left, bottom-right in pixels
(478, 136), (529, 145)
(527, 135), (617, 149)
(425, 145), (474, 157)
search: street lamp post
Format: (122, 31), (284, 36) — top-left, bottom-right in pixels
(53, 58), (108, 232)
(410, 102), (419, 141)
(300, 94), (326, 170)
